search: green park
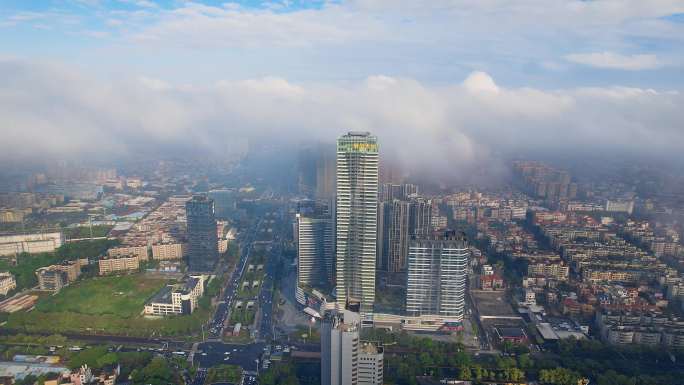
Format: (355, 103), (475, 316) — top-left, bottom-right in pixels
(5, 273), (212, 338)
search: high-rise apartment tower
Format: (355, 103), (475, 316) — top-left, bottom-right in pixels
(335, 132), (379, 313)
(406, 231), (469, 321)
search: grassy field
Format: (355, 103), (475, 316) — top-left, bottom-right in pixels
(5, 274), (214, 337)
(36, 275), (167, 317)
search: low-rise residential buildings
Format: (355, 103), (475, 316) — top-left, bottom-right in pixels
(143, 275), (205, 315)
(0, 273), (16, 295)
(527, 261), (569, 281)
(107, 245), (148, 260)
(605, 200), (634, 214)
(98, 255), (140, 275)
(597, 311), (684, 348)
(36, 261), (82, 292)
(151, 242), (185, 260)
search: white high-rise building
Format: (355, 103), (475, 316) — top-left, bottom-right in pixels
(335, 132), (379, 314)
(406, 231), (470, 322)
(321, 309), (384, 385)
(358, 342), (384, 385)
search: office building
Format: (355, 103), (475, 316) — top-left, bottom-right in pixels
(335, 132), (379, 313)
(406, 231), (470, 322)
(144, 275), (205, 316)
(296, 209), (334, 290)
(186, 196), (219, 272)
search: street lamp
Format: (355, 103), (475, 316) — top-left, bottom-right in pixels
(309, 316), (315, 338)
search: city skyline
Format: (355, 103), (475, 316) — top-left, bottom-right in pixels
(1, 2), (683, 384)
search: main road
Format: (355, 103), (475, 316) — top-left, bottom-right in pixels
(192, 211), (284, 384)
(207, 219), (263, 340)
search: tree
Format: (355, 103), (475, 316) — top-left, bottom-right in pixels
(458, 365), (472, 380)
(131, 356), (175, 385)
(539, 368), (581, 385)
(95, 352), (118, 368)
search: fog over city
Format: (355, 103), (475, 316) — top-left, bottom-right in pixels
(2, 58), (683, 177)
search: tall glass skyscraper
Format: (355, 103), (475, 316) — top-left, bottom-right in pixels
(185, 195), (218, 272)
(406, 231), (469, 321)
(296, 203), (334, 291)
(336, 132), (379, 314)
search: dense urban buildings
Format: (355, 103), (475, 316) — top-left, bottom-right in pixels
(335, 132), (379, 314)
(185, 195), (219, 272)
(406, 231), (470, 322)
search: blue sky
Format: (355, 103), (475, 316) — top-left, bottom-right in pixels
(1, 0), (682, 88)
(0, 1), (683, 166)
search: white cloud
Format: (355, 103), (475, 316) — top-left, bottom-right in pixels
(0, 58), (682, 178)
(463, 71), (500, 94)
(565, 51), (663, 70)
